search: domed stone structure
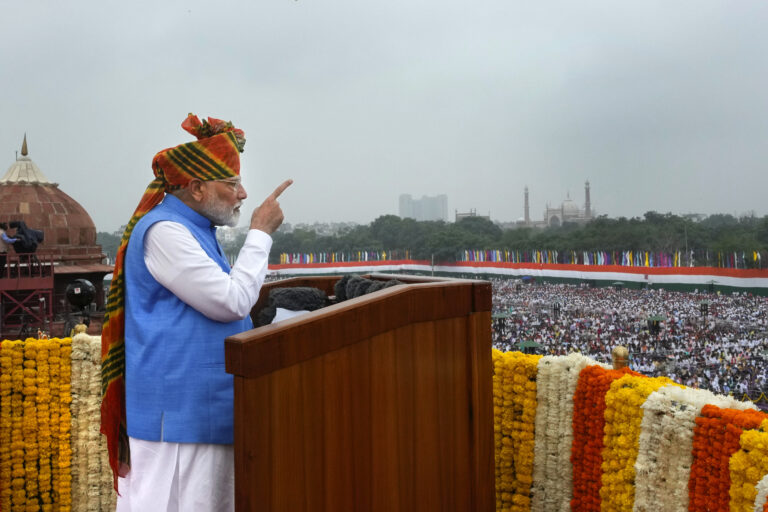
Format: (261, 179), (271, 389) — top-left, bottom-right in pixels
(519, 180), (594, 228)
(0, 136), (112, 338)
(0, 135), (103, 263)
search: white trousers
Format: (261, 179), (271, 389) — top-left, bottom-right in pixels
(116, 438), (234, 512)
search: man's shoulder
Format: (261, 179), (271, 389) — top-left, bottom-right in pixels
(135, 200), (185, 230)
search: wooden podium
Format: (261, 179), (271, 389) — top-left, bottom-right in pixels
(225, 274), (494, 511)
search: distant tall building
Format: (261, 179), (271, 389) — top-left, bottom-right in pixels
(399, 194), (448, 222)
(524, 186), (530, 225)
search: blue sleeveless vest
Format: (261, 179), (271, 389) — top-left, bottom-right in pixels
(124, 194), (252, 444)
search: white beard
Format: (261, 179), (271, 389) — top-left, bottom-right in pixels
(200, 196), (241, 227)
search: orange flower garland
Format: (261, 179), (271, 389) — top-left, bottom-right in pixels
(570, 364), (640, 512)
(689, 405), (768, 511)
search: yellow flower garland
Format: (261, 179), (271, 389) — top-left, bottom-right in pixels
(24, 340), (40, 508)
(729, 419), (768, 512)
(11, 340), (25, 510)
(493, 349), (504, 511)
(0, 338), (73, 511)
(493, 351), (542, 512)
(600, 374), (676, 512)
(37, 340), (53, 510)
(58, 337), (73, 511)
(0, 340), (16, 508)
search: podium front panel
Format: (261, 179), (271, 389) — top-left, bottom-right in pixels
(226, 275), (493, 512)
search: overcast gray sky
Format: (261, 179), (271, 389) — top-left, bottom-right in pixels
(2, 0), (767, 232)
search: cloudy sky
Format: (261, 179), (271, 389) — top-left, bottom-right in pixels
(2, 0), (767, 232)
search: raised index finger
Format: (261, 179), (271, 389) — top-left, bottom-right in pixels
(270, 179), (293, 200)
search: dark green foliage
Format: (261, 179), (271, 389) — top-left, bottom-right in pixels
(96, 231), (121, 261)
(154, 211), (768, 265)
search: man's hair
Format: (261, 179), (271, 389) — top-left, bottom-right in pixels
(169, 187), (190, 201)
(0, 223), (7, 230)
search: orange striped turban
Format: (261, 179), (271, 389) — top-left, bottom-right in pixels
(153, 114), (245, 187)
(101, 114), (245, 488)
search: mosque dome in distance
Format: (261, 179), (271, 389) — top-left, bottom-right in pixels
(0, 135), (103, 263)
(561, 197), (580, 214)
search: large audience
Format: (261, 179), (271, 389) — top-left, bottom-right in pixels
(491, 279), (768, 399)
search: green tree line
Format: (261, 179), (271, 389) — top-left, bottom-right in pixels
(97, 211), (768, 266)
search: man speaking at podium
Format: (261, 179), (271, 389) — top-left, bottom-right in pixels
(101, 114), (291, 511)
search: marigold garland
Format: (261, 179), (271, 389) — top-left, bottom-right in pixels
(23, 341), (40, 509)
(493, 349), (504, 511)
(37, 340), (53, 510)
(0, 338), (76, 512)
(0, 340), (15, 509)
(493, 350), (542, 512)
(599, 374), (676, 512)
(5, 340), (768, 512)
(10, 340), (24, 510)
(634, 385), (755, 512)
(570, 364), (641, 512)
(689, 405), (768, 512)
(730, 419), (768, 512)
(58, 338), (73, 511)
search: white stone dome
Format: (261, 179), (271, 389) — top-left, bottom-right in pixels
(1, 135), (55, 185)
(561, 198), (579, 214)
(1, 156), (53, 184)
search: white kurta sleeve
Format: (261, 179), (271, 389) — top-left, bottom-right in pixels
(143, 221), (272, 323)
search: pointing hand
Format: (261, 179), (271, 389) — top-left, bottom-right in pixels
(250, 179), (293, 234)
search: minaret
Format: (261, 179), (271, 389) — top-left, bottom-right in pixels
(524, 186), (530, 225)
(584, 180), (591, 218)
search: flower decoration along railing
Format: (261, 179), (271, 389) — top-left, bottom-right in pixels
(3, 339), (768, 511)
(0, 335), (115, 512)
(493, 350), (768, 512)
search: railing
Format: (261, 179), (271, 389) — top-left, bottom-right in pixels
(0, 253), (55, 337)
(0, 253), (54, 287)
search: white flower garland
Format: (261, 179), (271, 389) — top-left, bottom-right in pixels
(633, 385), (756, 512)
(754, 473), (768, 512)
(531, 353), (600, 512)
(70, 333), (116, 512)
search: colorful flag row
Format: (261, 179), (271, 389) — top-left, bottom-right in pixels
(461, 249), (764, 269)
(278, 250), (410, 264)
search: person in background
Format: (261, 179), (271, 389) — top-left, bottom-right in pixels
(101, 114), (292, 512)
(0, 222), (18, 277)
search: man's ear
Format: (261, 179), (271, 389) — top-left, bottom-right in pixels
(187, 179), (206, 202)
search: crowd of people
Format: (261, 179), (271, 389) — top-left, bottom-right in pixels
(491, 279), (768, 400)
